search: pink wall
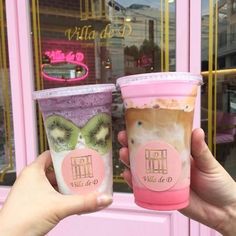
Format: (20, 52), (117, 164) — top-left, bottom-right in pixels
(5, 0), (27, 172)
(50, 193), (189, 236)
(16, 0), (39, 165)
(0, 0), (28, 208)
(176, 0), (189, 72)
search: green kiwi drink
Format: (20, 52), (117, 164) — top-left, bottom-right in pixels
(34, 84), (115, 197)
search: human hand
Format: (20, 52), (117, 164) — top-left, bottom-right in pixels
(118, 128), (236, 236)
(0, 151), (112, 236)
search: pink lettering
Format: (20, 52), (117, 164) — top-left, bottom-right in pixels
(44, 50), (85, 63)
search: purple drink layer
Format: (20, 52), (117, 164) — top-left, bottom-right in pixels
(38, 92), (112, 127)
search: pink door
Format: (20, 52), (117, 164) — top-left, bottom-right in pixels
(0, 0), (27, 208)
(1, 0), (226, 235)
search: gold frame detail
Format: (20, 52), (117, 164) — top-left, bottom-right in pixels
(206, 0), (218, 155)
(164, 0), (170, 71)
(31, 0), (47, 153)
(213, 0), (218, 157)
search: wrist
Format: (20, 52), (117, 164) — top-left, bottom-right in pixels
(0, 221), (38, 236)
(216, 203), (236, 236)
(0, 210), (34, 236)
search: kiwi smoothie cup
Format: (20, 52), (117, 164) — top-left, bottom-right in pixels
(33, 84), (115, 197)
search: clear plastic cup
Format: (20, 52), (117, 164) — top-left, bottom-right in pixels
(33, 84), (115, 197)
(117, 72), (202, 210)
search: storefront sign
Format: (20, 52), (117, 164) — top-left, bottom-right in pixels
(42, 50), (89, 82)
(65, 23), (132, 41)
(44, 50), (85, 63)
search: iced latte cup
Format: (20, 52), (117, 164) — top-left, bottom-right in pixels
(117, 72), (202, 211)
(33, 84), (115, 197)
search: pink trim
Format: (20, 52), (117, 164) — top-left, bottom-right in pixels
(190, 0), (201, 74)
(42, 61), (89, 82)
(16, 0), (38, 164)
(50, 193), (189, 236)
(0, 0), (27, 204)
(0, 188), (10, 204)
(176, 0), (189, 72)
(190, 1), (219, 235)
(190, 221), (222, 236)
(189, 0), (201, 129)
(170, 210), (189, 236)
(5, 1), (27, 171)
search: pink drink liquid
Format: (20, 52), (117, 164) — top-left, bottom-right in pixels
(117, 72), (202, 211)
(134, 186), (189, 210)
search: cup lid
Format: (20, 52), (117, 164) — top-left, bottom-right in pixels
(116, 72), (203, 88)
(33, 84), (116, 100)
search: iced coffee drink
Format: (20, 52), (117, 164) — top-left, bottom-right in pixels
(117, 72), (202, 210)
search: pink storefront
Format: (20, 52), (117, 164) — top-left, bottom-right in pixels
(0, 0), (235, 235)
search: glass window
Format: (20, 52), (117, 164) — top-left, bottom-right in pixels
(31, 0), (176, 192)
(0, 0), (16, 186)
(232, 0), (236, 13)
(202, 0), (236, 179)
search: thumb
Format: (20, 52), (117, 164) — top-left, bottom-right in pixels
(56, 193), (112, 219)
(191, 128), (219, 172)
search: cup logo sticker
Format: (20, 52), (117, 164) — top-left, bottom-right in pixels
(145, 149), (168, 174)
(136, 141), (182, 191)
(71, 155), (93, 179)
(62, 148), (105, 194)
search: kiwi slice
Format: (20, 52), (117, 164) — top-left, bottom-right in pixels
(81, 113), (112, 155)
(45, 115), (79, 152)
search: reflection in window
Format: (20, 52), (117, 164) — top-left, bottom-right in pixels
(80, 0), (107, 20)
(230, 24), (236, 43)
(232, 0), (236, 14)
(201, 0), (236, 180)
(219, 31), (227, 47)
(33, 0), (176, 89)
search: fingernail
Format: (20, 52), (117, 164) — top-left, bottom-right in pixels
(97, 194), (113, 207)
(119, 158), (125, 165)
(120, 141), (127, 147)
(119, 158), (130, 168)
